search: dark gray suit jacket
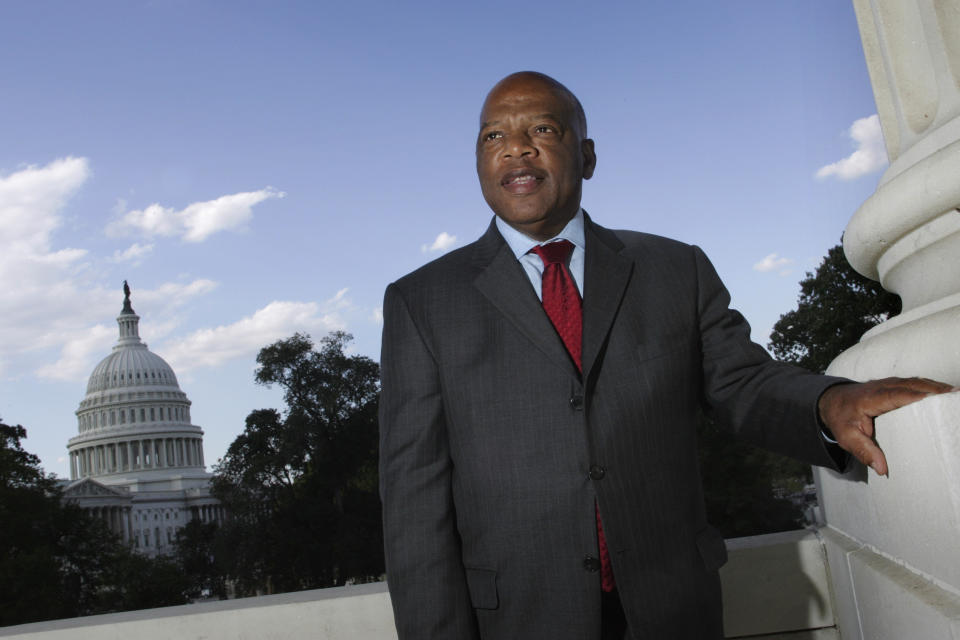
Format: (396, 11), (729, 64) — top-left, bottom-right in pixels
(379, 215), (845, 640)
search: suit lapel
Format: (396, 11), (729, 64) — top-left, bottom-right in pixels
(472, 220), (580, 378)
(582, 216), (633, 379)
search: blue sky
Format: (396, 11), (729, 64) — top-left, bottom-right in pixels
(1, 1), (888, 476)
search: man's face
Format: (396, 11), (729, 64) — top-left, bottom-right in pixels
(476, 74), (596, 241)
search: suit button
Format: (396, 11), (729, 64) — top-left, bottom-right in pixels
(583, 555), (601, 572)
(589, 465), (606, 480)
(569, 395), (584, 410)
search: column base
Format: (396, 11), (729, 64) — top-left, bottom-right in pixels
(819, 526), (960, 640)
(826, 301), (960, 385)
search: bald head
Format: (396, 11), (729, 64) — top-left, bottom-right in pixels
(481, 71), (587, 138)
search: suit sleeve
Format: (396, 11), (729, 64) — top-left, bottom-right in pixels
(379, 283), (480, 639)
(692, 246), (848, 470)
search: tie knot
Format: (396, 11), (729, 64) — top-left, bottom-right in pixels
(532, 240), (574, 266)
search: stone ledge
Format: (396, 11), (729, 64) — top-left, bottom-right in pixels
(820, 525), (960, 640)
(1, 532), (838, 639)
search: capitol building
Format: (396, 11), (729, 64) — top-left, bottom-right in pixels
(61, 284), (222, 555)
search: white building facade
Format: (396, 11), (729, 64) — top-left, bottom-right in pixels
(63, 285), (223, 556)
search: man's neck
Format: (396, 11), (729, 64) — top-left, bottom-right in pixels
(496, 209), (585, 259)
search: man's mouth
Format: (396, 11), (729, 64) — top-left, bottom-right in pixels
(501, 169), (545, 193)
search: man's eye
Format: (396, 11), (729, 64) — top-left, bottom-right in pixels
(534, 125), (556, 134)
(483, 131), (502, 141)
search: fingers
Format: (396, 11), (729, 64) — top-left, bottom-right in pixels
(835, 425), (888, 476)
(818, 376), (954, 477)
(854, 377), (952, 417)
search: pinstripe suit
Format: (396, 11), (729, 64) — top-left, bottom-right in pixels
(379, 214), (845, 640)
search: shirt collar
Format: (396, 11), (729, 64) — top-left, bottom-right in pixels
(495, 209), (586, 260)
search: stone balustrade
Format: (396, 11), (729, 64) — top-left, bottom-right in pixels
(0, 530), (839, 640)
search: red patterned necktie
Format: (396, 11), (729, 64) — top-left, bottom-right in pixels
(531, 240), (616, 593)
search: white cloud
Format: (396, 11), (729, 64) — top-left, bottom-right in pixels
(371, 307), (383, 325)
(35, 324), (115, 381)
(816, 114), (888, 181)
(0, 157), (98, 375)
(160, 293), (349, 372)
(0, 157), (90, 251)
(0, 157), (226, 382)
(422, 231), (457, 253)
(106, 187), (285, 242)
(111, 242), (154, 264)
(753, 253), (794, 275)
(133, 279), (218, 308)
(327, 287), (351, 309)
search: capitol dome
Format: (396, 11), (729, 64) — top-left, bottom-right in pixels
(64, 283), (222, 555)
(85, 333), (180, 396)
(71, 285), (195, 447)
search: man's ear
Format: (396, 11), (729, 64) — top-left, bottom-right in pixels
(582, 138), (596, 180)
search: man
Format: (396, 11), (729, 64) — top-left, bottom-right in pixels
(379, 71), (951, 639)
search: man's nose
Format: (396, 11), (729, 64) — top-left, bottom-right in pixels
(503, 133), (536, 159)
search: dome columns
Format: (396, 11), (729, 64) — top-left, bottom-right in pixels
(69, 436), (207, 478)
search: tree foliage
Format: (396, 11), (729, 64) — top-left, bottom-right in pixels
(0, 421), (189, 626)
(697, 416), (811, 538)
(212, 331), (383, 595)
(174, 520), (227, 600)
(769, 244), (900, 373)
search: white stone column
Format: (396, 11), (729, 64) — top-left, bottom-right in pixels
(818, 2), (960, 638)
(833, 0), (960, 383)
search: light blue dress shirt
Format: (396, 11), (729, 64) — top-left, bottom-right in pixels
(495, 209), (586, 301)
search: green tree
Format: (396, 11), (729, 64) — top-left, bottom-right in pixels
(174, 520), (226, 600)
(0, 421), (189, 625)
(769, 244), (900, 373)
(212, 331), (383, 595)
(697, 416), (812, 538)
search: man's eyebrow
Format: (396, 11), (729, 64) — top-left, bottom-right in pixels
(479, 114), (563, 130)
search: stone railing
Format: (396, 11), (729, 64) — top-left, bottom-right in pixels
(0, 530), (837, 640)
